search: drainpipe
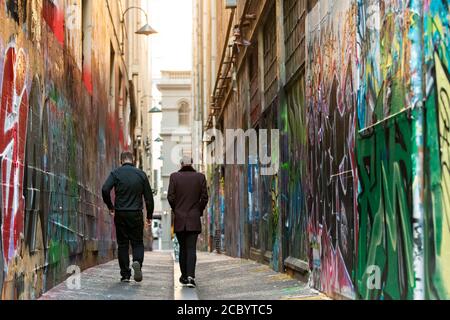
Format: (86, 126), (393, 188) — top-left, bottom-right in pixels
(409, 0), (425, 300)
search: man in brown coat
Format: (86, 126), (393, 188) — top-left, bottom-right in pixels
(168, 156), (208, 288)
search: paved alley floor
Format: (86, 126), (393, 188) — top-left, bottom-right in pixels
(195, 252), (325, 300)
(39, 251), (328, 300)
(39, 251), (174, 300)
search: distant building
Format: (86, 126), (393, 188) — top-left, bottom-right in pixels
(156, 70), (192, 249)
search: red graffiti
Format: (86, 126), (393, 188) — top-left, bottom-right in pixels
(82, 68), (93, 95)
(0, 44), (29, 264)
(43, 0), (65, 46)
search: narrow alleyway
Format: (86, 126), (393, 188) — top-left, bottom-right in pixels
(39, 251), (327, 300)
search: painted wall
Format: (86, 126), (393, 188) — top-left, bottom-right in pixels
(423, 0), (450, 300)
(305, 0), (450, 300)
(206, 0), (450, 300)
(355, 0), (416, 300)
(0, 0), (130, 299)
(304, 0), (358, 299)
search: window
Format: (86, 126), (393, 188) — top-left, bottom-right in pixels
(178, 102), (190, 126)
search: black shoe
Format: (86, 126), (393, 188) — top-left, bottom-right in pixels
(179, 276), (189, 285)
(132, 261), (143, 282)
(120, 276), (130, 283)
(187, 277), (196, 288)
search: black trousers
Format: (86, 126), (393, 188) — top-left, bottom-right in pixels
(176, 231), (199, 278)
(114, 211), (144, 278)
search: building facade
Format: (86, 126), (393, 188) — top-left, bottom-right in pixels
(195, 0), (450, 300)
(0, 0), (152, 299)
(157, 70), (192, 249)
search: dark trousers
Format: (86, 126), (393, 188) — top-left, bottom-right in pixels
(176, 231), (199, 278)
(114, 211), (144, 277)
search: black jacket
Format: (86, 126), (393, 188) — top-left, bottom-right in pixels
(102, 163), (154, 219)
(168, 166), (208, 232)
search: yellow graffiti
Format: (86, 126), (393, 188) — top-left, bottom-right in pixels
(434, 52), (450, 293)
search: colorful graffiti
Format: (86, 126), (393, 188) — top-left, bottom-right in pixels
(284, 76), (308, 262)
(260, 103), (277, 262)
(423, 0), (450, 299)
(0, 38), (4, 295)
(42, 0), (65, 46)
(356, 113), (414, 300)
(248, 162), (259, 250)
(0, 40), (29, 266)
(355, 0), (416, 300)
(203, 0), (450, 300)
(305, 0), (358, 299)
(0, 0), (126, 299)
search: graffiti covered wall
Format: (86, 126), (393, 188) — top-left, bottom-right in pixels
(305, 0), (358, 299)
(355, 0), (416, 300)
(0, 0), (129, 299)
(203, 0), (450, 300)
(423, 0), (450, 299)
(303, 0), (450, 299)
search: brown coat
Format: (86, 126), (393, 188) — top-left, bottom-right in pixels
(168, 166), (209, 233)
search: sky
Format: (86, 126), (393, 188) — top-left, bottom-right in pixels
(149, 0), (193, 78)
(147, 0), (193, 206)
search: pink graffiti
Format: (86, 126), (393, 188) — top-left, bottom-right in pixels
(308, 218), (355, 298)
(0, 43), (29, 264)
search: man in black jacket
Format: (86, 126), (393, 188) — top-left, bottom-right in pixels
(168, 156), (208, 288)
(102, 152), (154, 282)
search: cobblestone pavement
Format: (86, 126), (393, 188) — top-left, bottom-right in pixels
(40, 250), (330, 300)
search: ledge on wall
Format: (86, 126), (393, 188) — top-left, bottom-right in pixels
(249, 247), (262, 262)
(263, 251), (272, 264)
(284, 256), (309, 279)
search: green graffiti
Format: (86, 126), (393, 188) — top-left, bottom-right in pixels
(286, 76), (308, 261)
(356, 110), (414, 300)
(423, 51), (450, 299)
(423, 0), (450, 300)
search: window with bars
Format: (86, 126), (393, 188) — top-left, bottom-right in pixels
(284, 0), (306, 82)
(263, 5), (278, 107)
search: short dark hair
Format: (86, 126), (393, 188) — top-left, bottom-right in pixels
(120, 152), (134, 163)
